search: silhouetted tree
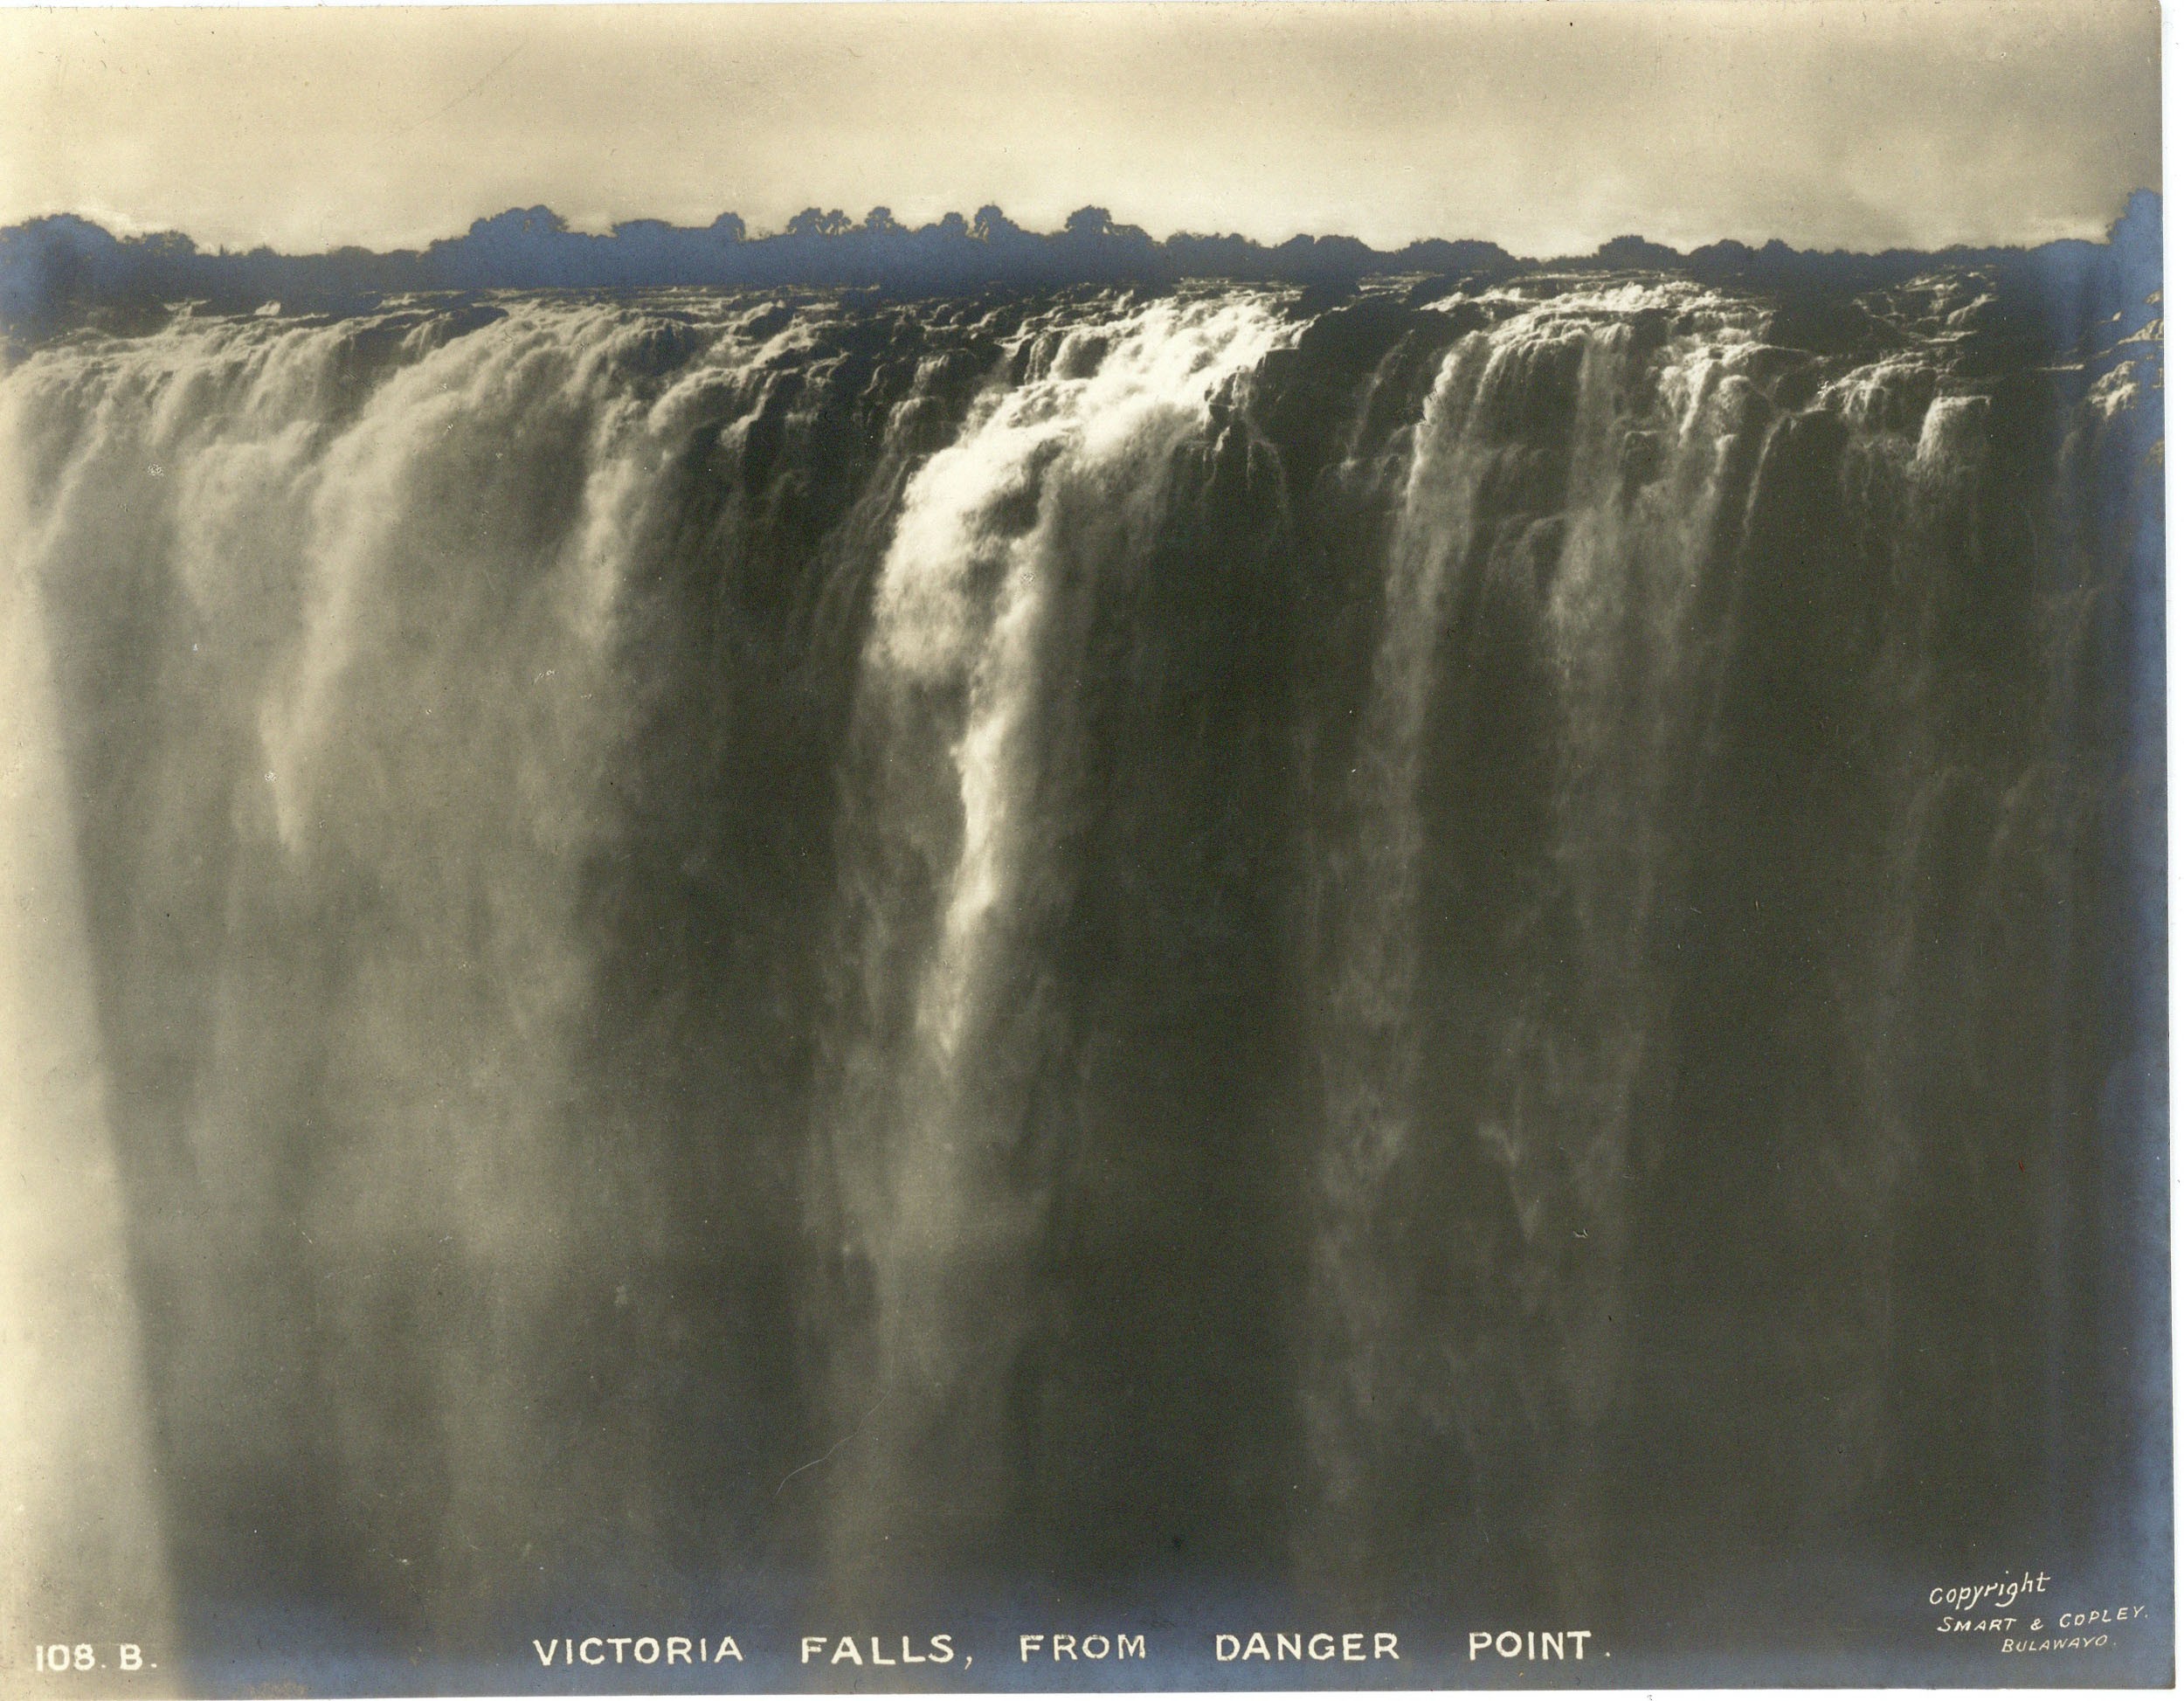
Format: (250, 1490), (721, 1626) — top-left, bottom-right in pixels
(784, 208), (852, 239)
(972, 205), (1023, 244)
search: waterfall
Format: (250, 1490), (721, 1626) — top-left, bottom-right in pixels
(0, 257), (2159, 1679)
(805, 295), (1292, 1589)
(0, 387), (175, 1675)
(1301, 283), (1827, 1603)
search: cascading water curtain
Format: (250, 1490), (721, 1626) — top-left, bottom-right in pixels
(0, 252), (2161, 1684)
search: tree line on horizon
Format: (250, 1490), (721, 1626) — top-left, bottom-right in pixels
(0, 190), (2159, 349)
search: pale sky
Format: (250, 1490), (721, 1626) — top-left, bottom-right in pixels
(0, 1), (2162, 257)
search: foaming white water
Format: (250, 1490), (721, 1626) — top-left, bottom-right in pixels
(0, 299), (778, 1614)
(1303, 324), (1496, 1534)
(815, 294), (1291, 1564)
(0, 384), (175, 1689)
(1303, 293), (1779, 1563)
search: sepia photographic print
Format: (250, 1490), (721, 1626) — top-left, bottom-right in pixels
(0, 1), (2168, 1692)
